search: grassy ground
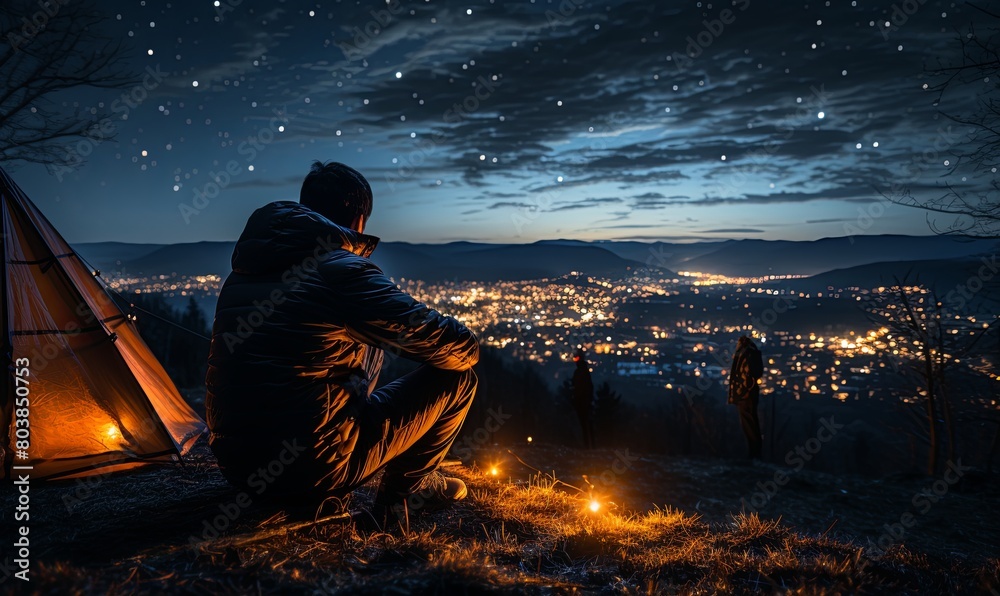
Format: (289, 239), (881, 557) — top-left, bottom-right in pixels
(3, 441), (999, 594)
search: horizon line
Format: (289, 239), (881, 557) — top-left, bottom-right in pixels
(69, 232), (973, 247)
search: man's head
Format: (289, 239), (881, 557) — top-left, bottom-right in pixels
(300, 161), (373, 232)
(737, 335), (755, 350)
(573, 347), (587, 364)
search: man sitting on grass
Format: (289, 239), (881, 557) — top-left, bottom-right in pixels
(206, 161), (479, 528)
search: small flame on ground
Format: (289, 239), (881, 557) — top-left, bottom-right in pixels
(589, 499), (600, 513)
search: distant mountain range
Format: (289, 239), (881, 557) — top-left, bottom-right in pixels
(593, 235), (999, 277)
(76, 240), (660, 281)
(74, 234), (998, 285)
(781, 255), (997, 294)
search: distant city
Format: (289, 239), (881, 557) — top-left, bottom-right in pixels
(93, 237), (999, 412)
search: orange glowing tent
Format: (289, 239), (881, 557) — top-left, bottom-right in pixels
(1, 166), (206, 480)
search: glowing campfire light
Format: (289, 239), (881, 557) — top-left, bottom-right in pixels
(588, 499), (600, 513)
(104, 423), (122, 442)
(490, 466), (499, 477)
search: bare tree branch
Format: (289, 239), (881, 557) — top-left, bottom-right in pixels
(0, 1), (139, 169)
(901, 13), (1000, 238)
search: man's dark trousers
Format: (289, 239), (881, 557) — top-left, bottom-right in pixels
(738, 395), (763, 460)
(339, 365), (477, 497)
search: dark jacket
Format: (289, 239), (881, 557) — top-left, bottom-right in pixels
(205, 201), (479, 494)
(728, 343), (763, 404)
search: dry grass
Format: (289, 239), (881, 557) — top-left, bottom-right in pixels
(4, 443), (999, 594)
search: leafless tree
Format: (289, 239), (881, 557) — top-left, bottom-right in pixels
(865, 277), (998, 474)
(0, 1), (136, 168)
(888, 3), (1000, 238)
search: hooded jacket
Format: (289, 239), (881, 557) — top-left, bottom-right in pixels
(205, 201), (479, 494)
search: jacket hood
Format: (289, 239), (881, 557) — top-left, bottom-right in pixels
(231, 201), (379, 274)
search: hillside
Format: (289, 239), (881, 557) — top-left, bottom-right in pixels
(74, 242), (168, 270)
(779, 256), (996, 294)
(123, 241), (237, 276)
(605, 236), (999, 277)
(6, 441), (998, 593)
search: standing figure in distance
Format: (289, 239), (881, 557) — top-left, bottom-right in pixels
(572, 348), (595, 449)
(728, 335), (764, 460)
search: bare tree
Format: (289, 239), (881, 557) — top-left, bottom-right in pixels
(887, 4), (1000, 238)
(0, 1), (136, 168)
(865, 277), (998, 474)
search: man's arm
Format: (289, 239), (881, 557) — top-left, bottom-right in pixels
(334, 260), (480, 371)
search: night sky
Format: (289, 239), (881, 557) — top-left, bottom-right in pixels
(11, 0), (989, 245)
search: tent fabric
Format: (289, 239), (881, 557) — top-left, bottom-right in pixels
(1, 166), (206, 480)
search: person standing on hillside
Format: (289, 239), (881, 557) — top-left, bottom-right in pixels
(206, 161), (479, 529)
(572, 348), (596, 449)
(728, 335), (764, 460)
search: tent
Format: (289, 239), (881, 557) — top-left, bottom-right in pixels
(1, 166), (206, 480)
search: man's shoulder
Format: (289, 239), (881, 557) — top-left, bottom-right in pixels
(318, 247), (375, 269)
(316, 250), (389, 282)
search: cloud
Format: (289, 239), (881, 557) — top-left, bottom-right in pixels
(698, 228), (765, 234)
(805, 217), (854, 224)
(549, 197), (624, 211)
(486, 201), (534, 210)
